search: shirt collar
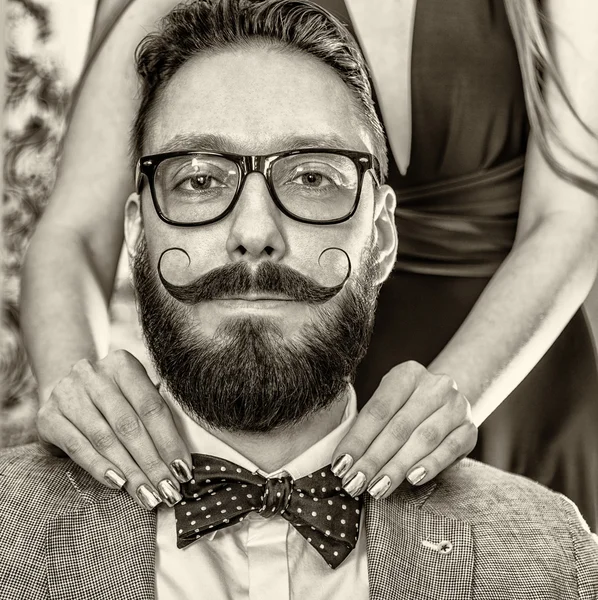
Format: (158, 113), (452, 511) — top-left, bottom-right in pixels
(166, 387), (357, 480)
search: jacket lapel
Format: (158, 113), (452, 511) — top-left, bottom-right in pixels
(365, 481), (474, 600)
(46, 472), (156, 600)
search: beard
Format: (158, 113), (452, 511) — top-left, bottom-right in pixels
(132, 237), (380, 432)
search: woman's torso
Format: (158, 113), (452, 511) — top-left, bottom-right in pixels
(392, 0), (529, 276)
(399, 0), (528, 187)
(349, 0), (598, 530)
(314, 0), (529, 275)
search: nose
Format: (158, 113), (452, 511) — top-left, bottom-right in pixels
(226, 172), (287, 262)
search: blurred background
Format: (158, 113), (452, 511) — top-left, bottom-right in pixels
(2, 0), (598, 449)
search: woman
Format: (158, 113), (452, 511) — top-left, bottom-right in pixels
(20, 0), (598, 527)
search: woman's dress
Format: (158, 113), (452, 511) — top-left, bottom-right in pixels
(343, 0), (598, 530)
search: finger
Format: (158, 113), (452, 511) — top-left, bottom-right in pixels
(369, 417), (477, 500)
(58, 381), (182, 507)
(108, 352), (192, 482)
(332, 362), (423, 477)
(404, 422), (478, 487)
(39, 410), (131, 494)
(65, 405), (174, 510)
(38, 436), (69, 458)
(339, 377), (457, 496)
(37, 400), (71, 458)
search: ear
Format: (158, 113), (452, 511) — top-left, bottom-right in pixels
(124, 192), (143, 258)
(372, 183), (398, 284)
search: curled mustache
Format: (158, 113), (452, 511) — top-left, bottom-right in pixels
(158, 247), (352, 305)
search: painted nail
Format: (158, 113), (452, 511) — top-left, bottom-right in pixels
(368, 475), (392, 500)
(136, 484), (162, 510)
(104, 469), (126, 489)
(407, 466), (427, 485)
(343, 471), (367, 497)
(170, 459), (193, 483)
(331, 454), (353, 478)
(158, 479), (183, 507)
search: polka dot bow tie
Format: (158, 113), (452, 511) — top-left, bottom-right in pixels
(175, 453), (363, 568)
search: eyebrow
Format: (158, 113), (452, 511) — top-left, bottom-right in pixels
(155, 132), (362, 155)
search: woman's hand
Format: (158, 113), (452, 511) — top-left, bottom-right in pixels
(37, 350), (192, 510)
(332, 361), (477, 499)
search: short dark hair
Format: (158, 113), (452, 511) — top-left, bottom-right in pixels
(131, 0), (388, 179)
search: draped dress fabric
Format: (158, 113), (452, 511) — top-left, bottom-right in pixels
(87, 0), (598, 529)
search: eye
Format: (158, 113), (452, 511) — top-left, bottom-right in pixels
(173, 168), (235, 195)
(183, 173), (220, 191)
(294, 172), (325, 187)
(272, 154), (356, 200)
(289, 166), (341, 189)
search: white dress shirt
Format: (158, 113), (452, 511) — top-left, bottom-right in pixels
(155, 389), (369, 600)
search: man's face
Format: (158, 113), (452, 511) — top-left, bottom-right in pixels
(126, 44), (397, 431)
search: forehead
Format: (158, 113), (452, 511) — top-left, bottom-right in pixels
(146, 45), (373, 155)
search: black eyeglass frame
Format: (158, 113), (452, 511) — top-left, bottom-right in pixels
(135, 148), (381, 227)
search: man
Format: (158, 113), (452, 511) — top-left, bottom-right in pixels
(1, 0), (597, 598)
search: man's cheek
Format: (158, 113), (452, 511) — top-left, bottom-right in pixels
(147, 234), (228, 287)
(286, 226), (357, 287)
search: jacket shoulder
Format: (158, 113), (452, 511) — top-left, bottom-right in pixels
(424, 460), (598, 595)
(428, 459), (598, 567)
(0, 443), (106, 514)
(0, 444), (122, 595)
(429, 458), (589, 525)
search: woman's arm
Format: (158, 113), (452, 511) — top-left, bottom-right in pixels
(20, 0), (194, 510)
(429, 0), (598, 424)
(333, 0), (598, 497)
(21, 0), (181, 402)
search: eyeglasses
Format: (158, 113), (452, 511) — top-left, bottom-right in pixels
(135, 149), (380, 226)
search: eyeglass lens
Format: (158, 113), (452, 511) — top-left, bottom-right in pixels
(153, 153), (359, 223)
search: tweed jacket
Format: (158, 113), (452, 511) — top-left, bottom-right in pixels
(0, 444), (597, 600)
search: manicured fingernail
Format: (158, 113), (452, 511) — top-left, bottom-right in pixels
(407, 466), (427, 485)
(343, 471), (367, 497)
(368, 475), (392, 500)
(158, 479), (183, 507)
(331, 454), (353, 478)
(170, 459), (193, 483)
(104, 469), (126, 489)
(136, 484), (162, 510)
